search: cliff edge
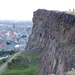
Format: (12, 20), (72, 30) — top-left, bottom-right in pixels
(25, 9), (75, 75)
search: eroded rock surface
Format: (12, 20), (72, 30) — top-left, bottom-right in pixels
(25, 9), (75, 75)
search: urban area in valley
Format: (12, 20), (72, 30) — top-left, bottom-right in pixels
(0, 20), (33, 60)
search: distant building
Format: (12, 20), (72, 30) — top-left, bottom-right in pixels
(13, 24), (15, 28)
(73, 9), (75, 12)
(14, 45), (20, 51)
(0, 54), (10, 60)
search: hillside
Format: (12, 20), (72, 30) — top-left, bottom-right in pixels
(0, 52), (40, 75)
(25, 9), (75, 75)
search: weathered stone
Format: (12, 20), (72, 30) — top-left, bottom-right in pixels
(25, 9), (75, 75)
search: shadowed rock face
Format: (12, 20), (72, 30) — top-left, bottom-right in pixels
(25, 9), (75, 75)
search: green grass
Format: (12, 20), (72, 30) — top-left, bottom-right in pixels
(69, 45), (75, 51)
(54, 10), (75, 16)
(67, 71), (75, 75)
(60, 39), (67, 43)
(1, 65), (38, 75)
(68, 44), (75, 57)
(66, 11), (75, 15)
(0, 59), (6, 67)
(18, 52), (39, 59)
(0, 53), (40, 75)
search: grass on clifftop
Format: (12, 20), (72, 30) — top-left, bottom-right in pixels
(0, 52), (40, 75)
(66, 11), (75, 15)
(67, 71), (75, 75)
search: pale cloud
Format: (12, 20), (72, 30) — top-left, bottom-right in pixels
(0, 0), (75, 20)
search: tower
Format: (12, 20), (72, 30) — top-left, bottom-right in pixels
(13, 23), (15, 28)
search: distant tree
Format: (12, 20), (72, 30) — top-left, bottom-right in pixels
(2, 59), (6, 62)
(21, 35), (27, 38)
(0, 50), (5, 56)
(0, 50), (16, 56)
(6, 50), (15, 55)
(6, 42), (11, 45)
(0, 58), (7, 65)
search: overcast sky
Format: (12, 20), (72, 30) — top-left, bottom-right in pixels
(0, 0), (75, 21)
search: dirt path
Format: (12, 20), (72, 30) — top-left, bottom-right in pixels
(0, 52), (21, 73)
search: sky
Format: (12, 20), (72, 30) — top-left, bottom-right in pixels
(0, 0), (75, 21)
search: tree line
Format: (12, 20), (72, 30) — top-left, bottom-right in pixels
(0, 50), (16, 57)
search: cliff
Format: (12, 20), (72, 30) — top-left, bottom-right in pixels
(25, 9), (75, 75)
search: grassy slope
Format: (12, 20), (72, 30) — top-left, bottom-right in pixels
(0, 52), (19, 67)
(0, 52), (40, 75)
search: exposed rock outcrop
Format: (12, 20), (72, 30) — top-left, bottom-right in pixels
(25, 9), (75, 75)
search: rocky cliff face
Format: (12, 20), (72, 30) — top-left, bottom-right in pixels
(25, 9), (75, 75)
